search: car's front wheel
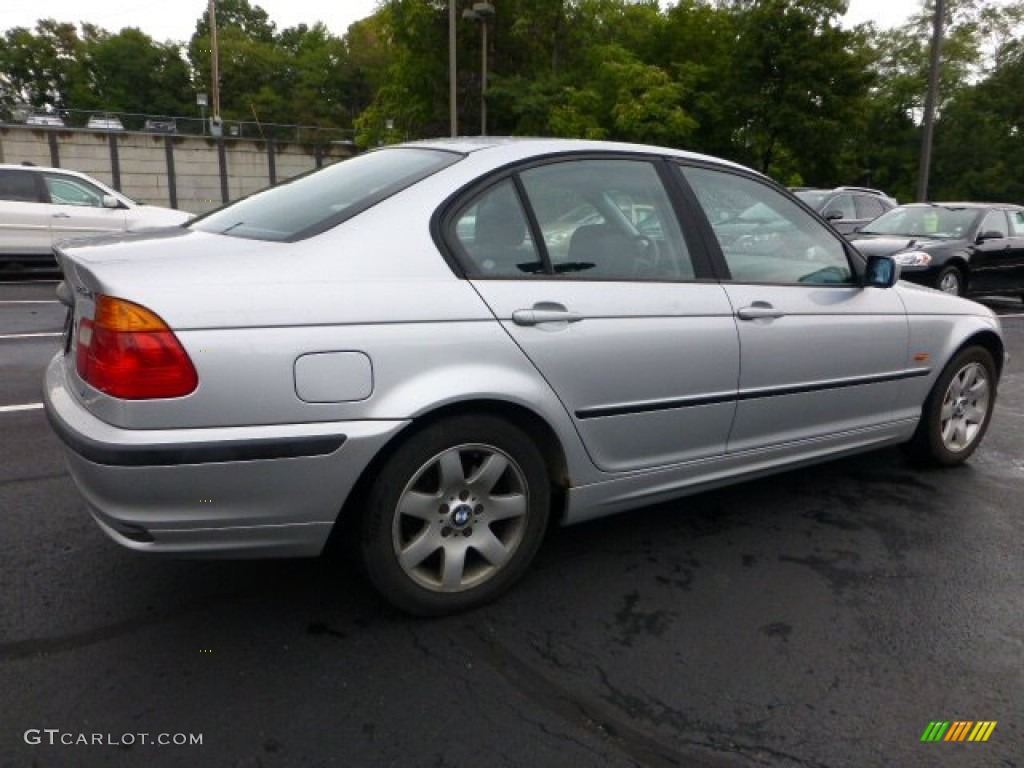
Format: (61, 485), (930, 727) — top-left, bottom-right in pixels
(360, 414), (550, 616)
(905, 346), (997, 466)
(935, 265), (964, 296)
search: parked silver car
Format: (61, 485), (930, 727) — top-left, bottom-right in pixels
(44, 138), (1004, 615)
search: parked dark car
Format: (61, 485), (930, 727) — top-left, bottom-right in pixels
(792, 186), (897, 234)
(849, 202), (1024, 298)
(143, 118), (177, 134)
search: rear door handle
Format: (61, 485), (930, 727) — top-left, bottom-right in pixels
(512, 308), (584, 326)
(52, 213), (71, 219)
(736, 302), (784, 321)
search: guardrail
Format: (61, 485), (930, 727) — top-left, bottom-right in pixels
(8, 108), (357, 144)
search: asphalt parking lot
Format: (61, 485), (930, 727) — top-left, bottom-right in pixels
(1, 276), (1021, 768)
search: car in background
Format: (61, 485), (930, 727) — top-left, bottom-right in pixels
(0, 164), (193, 272)
(44, 138), (1004, 616)
(25, 114), (66, 128)
(849, 202), (1024, 298)
(86, 114), (125, 131)
(143, 118), (177, 134)
(792, 186), (897, 235)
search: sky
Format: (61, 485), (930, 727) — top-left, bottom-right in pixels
(0, 0), (926, 44)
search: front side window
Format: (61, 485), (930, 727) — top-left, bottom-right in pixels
(979, 210), (1009, 238)
(826, 193), (857, 219)
(45, 176), (106, 207)
(192, 147), (461, 242)
(855, 195), (886, 220)
(681, 166), (853, 285)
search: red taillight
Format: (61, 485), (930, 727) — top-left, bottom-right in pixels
(76, 295), (198, 399)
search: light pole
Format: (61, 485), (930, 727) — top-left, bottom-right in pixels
(449, 2), (457, 137)
(462, 2), (495, 136)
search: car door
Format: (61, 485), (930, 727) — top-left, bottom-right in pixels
(967, 209), (1020, 294)
(447, 157), (739, 473)
(42, 172), (127, 245)
(677, 164), (911, 455)
(0, 168), (51, 255)
(1004, 208), (1024, 290)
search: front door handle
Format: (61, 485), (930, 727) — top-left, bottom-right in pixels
(736, 302), (784, 321)
(512, 307), (584, 326)
(52, 212), (71, 219)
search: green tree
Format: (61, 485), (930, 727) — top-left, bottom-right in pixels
(0, 20), (84, 115)
(74, 26), (192, 122)
(722, 0), (875, 183)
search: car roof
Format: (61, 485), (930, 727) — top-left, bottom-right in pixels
(0, 163), (87, 176)
(895, 202), (1022, 210)
(396, 136), (755, 173)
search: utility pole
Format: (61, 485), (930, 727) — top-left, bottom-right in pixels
(209, 0), (222, 134)
(917, 0), (945, 201)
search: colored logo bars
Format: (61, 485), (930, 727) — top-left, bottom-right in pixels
(921, 721), (997, 742)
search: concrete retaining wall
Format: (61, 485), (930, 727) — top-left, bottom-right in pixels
(0, 125), (355, 215)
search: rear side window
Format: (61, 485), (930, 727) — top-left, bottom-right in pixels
(0, 170), (41, 202)
(192, 148), (461, 242)
(451, 157), (695, 280)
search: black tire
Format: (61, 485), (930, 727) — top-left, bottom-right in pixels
(934, 265), (964, 296)
(360, 414), (550, 616)
(904, 346), (997, 466)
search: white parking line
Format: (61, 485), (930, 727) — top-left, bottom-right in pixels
(0, 332), (63, 340)
(0, 403), (44, 413)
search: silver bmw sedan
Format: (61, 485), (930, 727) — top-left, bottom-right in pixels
(44, 138), (1004, 615)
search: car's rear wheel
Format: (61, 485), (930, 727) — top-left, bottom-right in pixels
(905, 346), (996, 466)
(935, 265), (964, 296)
(360, 414), (550, 616)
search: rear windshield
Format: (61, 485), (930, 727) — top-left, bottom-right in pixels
(190, 147), (462, 242)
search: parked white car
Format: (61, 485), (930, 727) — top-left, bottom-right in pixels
(0, 164), (192, 272)
(25, 114), (66, 127)
(86, 114), (125, 131)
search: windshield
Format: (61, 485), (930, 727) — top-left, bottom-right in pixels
(859, 206), (981, 239)
(191, 147), (461, 242)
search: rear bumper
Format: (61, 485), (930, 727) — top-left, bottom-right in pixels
(44, 354), (407, 556)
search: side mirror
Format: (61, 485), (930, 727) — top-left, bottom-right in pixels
(976, 230), (1005, 243)
(823, 209), (844, 221)
(101, 194), (120, 209)
(864, 255), (899, 288)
